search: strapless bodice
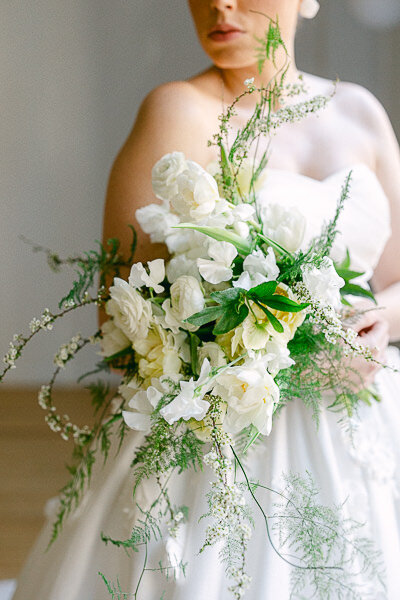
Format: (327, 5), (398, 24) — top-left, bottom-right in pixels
(258, 163), (391, 284)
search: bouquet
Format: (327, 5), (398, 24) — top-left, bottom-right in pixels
(2, 18), (389, 600)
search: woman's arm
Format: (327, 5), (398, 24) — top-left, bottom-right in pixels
(100, 81), (211, 328)
(367, 92), (400, 341)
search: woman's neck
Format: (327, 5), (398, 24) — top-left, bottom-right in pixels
(217, 45), (300, 108)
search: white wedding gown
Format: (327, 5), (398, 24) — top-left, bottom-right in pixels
(12, 164), (400, 600)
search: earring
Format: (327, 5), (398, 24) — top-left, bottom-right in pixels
(299, 0), (320, 18)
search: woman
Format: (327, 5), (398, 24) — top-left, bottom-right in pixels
(12, 1), (400, 599)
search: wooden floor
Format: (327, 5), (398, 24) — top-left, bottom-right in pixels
(0, 387), (95, 578)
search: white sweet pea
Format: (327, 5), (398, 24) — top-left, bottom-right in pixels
(106, 278), (152, 342)
(152, 152), (187, 201)
(264, 338), (294, 377)
(262, 203), (306, 253)
(197, 240), (238, 284)
(121, 376), (178, 433)
(215, 358), (280, 435)
(160, 359), (213, 424)
(100, 319), (130, 357)
(136, 203), (180, 244)
(129, 259), (165, 293)
(302, 257), (345, 309)
(166, 253), (202, 284)
(171, 162), (219, 222)
(233, 248), (279, 290)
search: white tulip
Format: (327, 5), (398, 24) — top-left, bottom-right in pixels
(262, 203), (306, 253)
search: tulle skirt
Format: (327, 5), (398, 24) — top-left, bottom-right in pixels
(12, 347), (400, 600)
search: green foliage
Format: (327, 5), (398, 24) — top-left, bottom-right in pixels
(59, 225), (137, 308)
(101, 507), (162, 553)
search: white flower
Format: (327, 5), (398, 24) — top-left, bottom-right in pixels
(197, 240), (237, 284)
(264, 338), (294, 377)
(171, 162), (219, 222)
(302, 257), (345, 309)
(160, 359), (212, 424)
(135, 203), (180, 244)
(215, 358), (280, 435)
(235, 157), (269, 196)
(300, 0), (320, 19)
(171, 275), (204, 319)
(129, 259), (165, 293)
(134, 325), (182, 382)
(261, 203), (306, 253)
(121, 377), (174, 433)
(198, 342), (227, 368)
(152, 152), (187, 201)
(100, 319), (130, 357)
(166, 253), (202, 283)
(106, 278), (152, 342)
(233, 247), (279, 290)
(162, 275), (205, 332)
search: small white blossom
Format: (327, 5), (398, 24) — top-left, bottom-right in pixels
(198, 240), (238, 284)
(129, 259), (165, 294)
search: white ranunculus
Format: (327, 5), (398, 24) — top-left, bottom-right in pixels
(197, 240), (238, 284)
(170, 275), (205, 321)
(302, 257), (345, 309)
(100, 319), (131, 357)
(215, 358), (279, 435)
(160, 359), (212, 424)
(171, 162), (219, 222)
(152, 152), (187, 202)
(233, 247), (279, 291)
(262, 203), (306, 253)
(198, 342), (227, 368)
(129, 259), (165, 294)
(135, 203), (180, 244)
(133, 325), (182, 382)
(106, 278), (152, 342)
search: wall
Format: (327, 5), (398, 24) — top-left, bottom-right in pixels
(1, 1), (399, 384)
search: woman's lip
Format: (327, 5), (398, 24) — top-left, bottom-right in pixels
(208, 30), (244, 42)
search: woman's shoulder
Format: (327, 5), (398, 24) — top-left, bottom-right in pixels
(302, 71), (390, 132)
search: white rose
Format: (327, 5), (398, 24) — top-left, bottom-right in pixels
(152, 152), (187, 201)
(135, 203), (180, 244)
(302, 257), (345, 309)
(171, 162), (219, 222)
(100, 319), (130, 357)
(106, 278), (152, 343)
(170, 275), (205, 321)
(262, 203), (306, 253)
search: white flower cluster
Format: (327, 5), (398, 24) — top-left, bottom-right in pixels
(54, 334), (83, 368)
(38, 384), (91, 443)
(202, 449), (252, 599)
(29, 308), (53, 333)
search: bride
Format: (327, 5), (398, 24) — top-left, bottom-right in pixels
(12, 0), (400, 599)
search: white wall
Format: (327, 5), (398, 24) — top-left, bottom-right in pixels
(1, 1), (399, 384)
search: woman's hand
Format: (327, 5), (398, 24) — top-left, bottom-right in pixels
(343, 302), (390, 391)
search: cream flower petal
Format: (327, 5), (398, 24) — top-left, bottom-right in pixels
(208, 241), (237, 265)
(197, 258), (233, 284)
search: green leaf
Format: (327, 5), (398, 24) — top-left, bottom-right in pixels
(185, 305), (225, 327)
(341, 283), (376, 303)
(257, 233), (294, 258)
(261, 295), (309, 313)
(210, 287), (245, 305)
(189, 333), (200, 376)
(220, 143), (233, 188)
(254, 301), (284, 333)
(213, 303), (249, 335)
(335, 268), (364, 281)
(243, 425), (261, 453)
(247, 280), (278, 300)
(174, 224), (252, 255)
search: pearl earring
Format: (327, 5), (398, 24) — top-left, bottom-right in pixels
(299, 0), (320, 18)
